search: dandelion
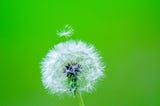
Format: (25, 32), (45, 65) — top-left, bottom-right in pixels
(41, 26), (105, 106)
(57, 25), (74, 37)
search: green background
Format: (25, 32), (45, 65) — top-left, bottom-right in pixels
(0, 0), (160, 106)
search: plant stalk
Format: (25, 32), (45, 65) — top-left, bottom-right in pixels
(77, 92), (85, 106)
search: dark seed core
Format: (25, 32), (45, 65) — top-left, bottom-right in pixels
(64, 63), (82, 78)
(64, 63), (82, 95)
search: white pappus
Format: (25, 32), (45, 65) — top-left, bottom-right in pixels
(56, 25), (74, 37)
(41, 40), (105, 96)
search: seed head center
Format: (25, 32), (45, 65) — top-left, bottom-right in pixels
(64, 63), (82, 78)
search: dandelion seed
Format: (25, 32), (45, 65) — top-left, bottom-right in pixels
(41, 40), (105, 96)
(57, 25), (74, 37)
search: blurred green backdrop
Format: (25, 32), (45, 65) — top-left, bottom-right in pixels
(0, 0), (160, 106)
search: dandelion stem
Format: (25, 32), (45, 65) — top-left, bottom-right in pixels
(77, 92), (85, 106)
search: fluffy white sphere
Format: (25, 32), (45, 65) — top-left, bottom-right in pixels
(41, 40), (105, 95)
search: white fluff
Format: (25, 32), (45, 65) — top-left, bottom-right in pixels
(41, 40), (105, 95)
(57, 25), (74, 37)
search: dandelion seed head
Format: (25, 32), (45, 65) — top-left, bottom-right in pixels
(57, 25), (74, 37)
(41, 40), (105, 95)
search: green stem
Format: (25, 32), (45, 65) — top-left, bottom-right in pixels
(77, 92), (85, 106)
